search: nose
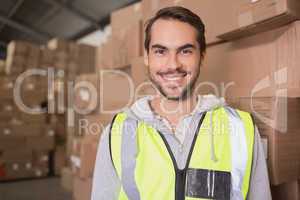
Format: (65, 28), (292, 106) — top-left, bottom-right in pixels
(165, 51), (180, 70)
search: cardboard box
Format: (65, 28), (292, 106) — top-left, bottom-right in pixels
(142, 0), (300, 44)
(61, 167), (73, 192)
(111, 2), (143, 67)
(73, 177), (93, 200)
(227, 97), (300, 185)
(5, 41), (40, 74)
(112, 20), (143, 68)
(199, 21), (300, 98)
(218, 0), (300, 41)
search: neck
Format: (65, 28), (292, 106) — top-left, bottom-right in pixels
(150, 92), (198, 120)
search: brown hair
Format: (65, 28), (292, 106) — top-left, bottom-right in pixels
(144, 6), (206, 58)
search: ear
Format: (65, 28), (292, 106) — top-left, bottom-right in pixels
(144, 50), (149, 66)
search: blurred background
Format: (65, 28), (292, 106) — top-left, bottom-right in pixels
(0, 0), (299, 200)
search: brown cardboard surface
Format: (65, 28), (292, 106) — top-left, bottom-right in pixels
(40, 48), (55, 67)
(26, 135), (55, 151)
(112, 20), (143, 68)
(0, 124), (46, 138)
(1, 149), (33, 162)
(218, 0), (300, 40)
(199, 21), (300, 98)
(110, 2), (143, 68)
(99, 68), (133, 111)
(0, 137), (26, 151)
(142, 0), (300, 44)
(99, 37), (114, 68)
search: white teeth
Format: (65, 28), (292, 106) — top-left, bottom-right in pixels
(161, 73), (186, 81)
(163, 76), (181, 81)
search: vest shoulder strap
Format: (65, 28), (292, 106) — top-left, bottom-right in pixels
(109, 112), (141, 200)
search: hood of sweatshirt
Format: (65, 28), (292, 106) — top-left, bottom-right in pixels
(125, 94), (226, 121)
(123, 94), (227, 163)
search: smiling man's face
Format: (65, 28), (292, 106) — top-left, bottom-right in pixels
(145, 19), (202, 101)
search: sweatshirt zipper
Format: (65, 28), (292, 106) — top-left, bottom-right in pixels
(157, 112), (206, 200)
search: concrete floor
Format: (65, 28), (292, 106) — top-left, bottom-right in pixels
(0, 177), (72, 200)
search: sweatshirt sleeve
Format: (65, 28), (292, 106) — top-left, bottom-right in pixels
(247, 126), (272, 200)
(91, 124), (121, 200)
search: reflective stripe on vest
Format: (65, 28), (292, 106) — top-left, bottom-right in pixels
(109, 106), (254, 200)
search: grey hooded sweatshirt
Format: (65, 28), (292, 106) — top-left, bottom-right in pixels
(91, 95), (272, 200)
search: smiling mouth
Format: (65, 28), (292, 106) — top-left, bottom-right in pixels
(159, 72), (188, 82)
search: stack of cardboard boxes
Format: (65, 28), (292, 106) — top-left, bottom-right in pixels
(45, 39), (98, 179)
(0, 38), (97, 181)
(69, 68), (134, 199)
(0, 41), (54, 181)
(55, 0), (299, 199)
(67, 2), (145, 199)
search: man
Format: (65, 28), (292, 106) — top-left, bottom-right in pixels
(92, 6), (271, 200)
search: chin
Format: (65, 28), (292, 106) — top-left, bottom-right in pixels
(161, 90), (189, 101)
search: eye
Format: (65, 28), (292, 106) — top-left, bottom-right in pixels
(181, 49), (193, 55)
(154, 49), (166, 56)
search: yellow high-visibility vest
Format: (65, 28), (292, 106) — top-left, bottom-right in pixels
(109, 106), (254, 200)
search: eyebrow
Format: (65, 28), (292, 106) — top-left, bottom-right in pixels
(151, 44), (167, 50)
(150, 43), (196, 51)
